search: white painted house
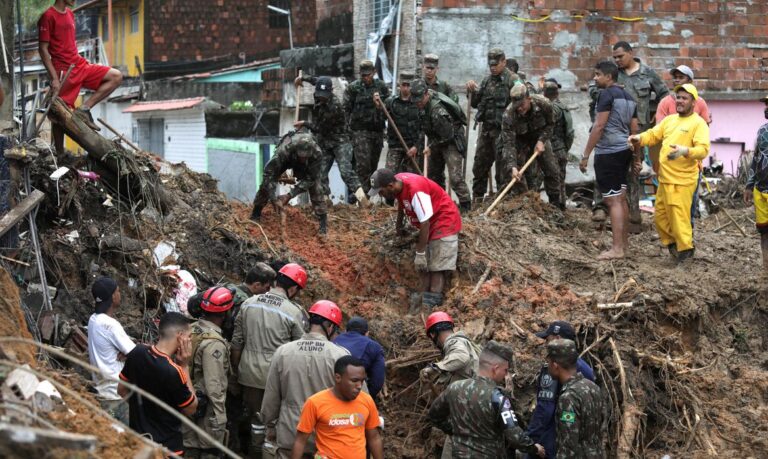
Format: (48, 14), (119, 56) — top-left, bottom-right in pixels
(125, 97), (223, 173)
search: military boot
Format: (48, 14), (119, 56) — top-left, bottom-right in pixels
(250, 206), (262, 222)
(318, 214), (328, 235)
(459, 201), (472, 214)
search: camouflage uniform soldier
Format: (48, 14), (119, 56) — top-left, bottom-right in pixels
(429, 341), (546, 459)
(547, 339), (607, 459)
(502, 84), (563, 209)
(250, 131), (328, 234)
(381, 72), (424, 174)
(543, 79), (575, 208)
(423, 54), (459, 104)
(410, 79), (472, 212)
(467, 48), (519, 201)
(294, 75), (367, 203)
(343, 60), (391, 193)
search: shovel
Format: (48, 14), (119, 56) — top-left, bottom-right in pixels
(483, 149), (541, 216)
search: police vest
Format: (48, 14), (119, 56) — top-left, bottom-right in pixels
(190, 322), (228, 378)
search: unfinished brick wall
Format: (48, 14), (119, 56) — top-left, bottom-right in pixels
(146, 0), (316, 66)
(420, 0), (768, 94)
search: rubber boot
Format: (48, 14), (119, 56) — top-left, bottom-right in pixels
(318, 214), (328, 235)
(676, 248), (694, 264)
(248, 421), (265, 459)
(250, 206), (262, 222)
(421, 292), (444, 311)
(667, 243), (678, 259)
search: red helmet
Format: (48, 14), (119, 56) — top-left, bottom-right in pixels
(200, 286), (234, 313)
(425, 311), (454, 335)
(309, 300), (342, 327)
(279, 263), (307, 289)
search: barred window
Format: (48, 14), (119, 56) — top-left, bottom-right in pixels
(368, 0), (395, 33)
(268, 0), (290, 29)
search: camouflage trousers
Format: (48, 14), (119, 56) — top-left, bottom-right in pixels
(319, 139), (361, 195)
(471, 124), (509, 201)
(252, 179), (327, 217)
(386, 147), (423, 174)
(554, 148), (569, 207)
(512, 139), (562, 206)
(352, 130), (384, 193)
(428, 143), (471, 204)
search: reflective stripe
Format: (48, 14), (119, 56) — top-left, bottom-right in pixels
(241, 302), (297, 323)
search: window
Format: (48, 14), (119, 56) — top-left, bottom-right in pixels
(130, 7), (139, 34)
(268, 0), (290, 29)
(369, 0), (395, 33)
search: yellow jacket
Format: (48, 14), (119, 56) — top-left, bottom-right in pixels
(639, 113), (710, 185)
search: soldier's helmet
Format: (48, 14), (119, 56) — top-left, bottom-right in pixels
(546, 339), (578, 363)
(292, 133), (318, 158)
(409, 78), (429, 102)
(485, 340), (514, 366)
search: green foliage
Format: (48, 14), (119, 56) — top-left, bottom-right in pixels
(229, 100), (254, 111)
(20, 0), (53, 32)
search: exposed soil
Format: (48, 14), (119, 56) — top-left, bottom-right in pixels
(1, 149), (765, 458)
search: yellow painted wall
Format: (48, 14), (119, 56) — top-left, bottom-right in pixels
(96, 0), (144, 77)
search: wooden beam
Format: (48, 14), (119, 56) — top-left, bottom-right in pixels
(0, 422), (97, 451)
(0, 190), (45, 239)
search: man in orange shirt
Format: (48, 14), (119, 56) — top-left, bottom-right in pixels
(655, 65), (711, 124)
(291, 356), (384, 459)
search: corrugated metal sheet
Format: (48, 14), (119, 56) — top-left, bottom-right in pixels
(123, 97), (206, 113)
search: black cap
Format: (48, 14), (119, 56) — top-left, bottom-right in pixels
(368, 168), (397, 197)
(92, 277), (118, 314)
(314, 76), (333, 98)
(535, 320), (576, 340)
(347, 316), (369, 333)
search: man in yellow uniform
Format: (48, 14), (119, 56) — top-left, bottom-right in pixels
(629, 83), (710, 263)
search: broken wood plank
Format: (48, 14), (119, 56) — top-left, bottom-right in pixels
(0, 190), (45, 239)
(597, 301), (635, 310)
(0, 422), (97, 451)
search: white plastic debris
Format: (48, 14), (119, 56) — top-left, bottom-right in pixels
(1, 366), (40, 402)
(153, 241), (178, 266)
(33, 380), (65, 412)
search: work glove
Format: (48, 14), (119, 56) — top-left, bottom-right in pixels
(667, 145), (689, 160)
(414, 251), (428, 272)
(354, 187), (369, 206)
(420, 364), (439, 382)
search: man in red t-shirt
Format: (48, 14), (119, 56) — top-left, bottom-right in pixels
(369, 168), (462, 312)
(38, 0), (123, 154)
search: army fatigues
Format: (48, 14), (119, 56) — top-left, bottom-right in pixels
(251, 132), (327, 220)
(300, 75), (362, 195)
(556, 373), (607, 458)
(551, 98), (575, 207)
(421, 91), (472, 206)
(429, 375), (541, 458)
(343, 79), (391, 192)
(426, 77), (459, 104)
(230, 288), (308, 455)
(470, 68), (518, 200)
(385, 93), (424, 174)
(261, 332), (352, 459)
(183, 319), (231, 458)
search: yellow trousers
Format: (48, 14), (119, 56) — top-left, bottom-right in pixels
(754, 188), (768, 233)
(655, 183), (697, 251)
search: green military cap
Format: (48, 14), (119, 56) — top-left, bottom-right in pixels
(509, 83), (529, 106)
(291, 133), (319, 158)
(546, 339), (578, 361)
(484, 340), (514, 366)
(399, 71), (415, 83)
(488, 48), (505, 65)
(409, 78), (428, 102)
(359, 59), (375, 75)
(424, 53), (439, 67)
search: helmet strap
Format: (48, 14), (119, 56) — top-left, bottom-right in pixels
(321, 321), (337, 341)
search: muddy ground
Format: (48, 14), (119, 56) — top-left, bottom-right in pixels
(1, 150), (766, 458)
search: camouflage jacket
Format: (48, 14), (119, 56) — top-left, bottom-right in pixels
(501, 94), (555, 165)
(556, 373), (607, 459)
(305, 94), (349, 147)
(263, 133), (323, 199)
(219, 283), (253, 341)
(472, 67), (517, 127)
(618, 59), (669, 128)
(428, 375), (540, 458)
(422, 91), (463, 151)
(426, 77), (459, 104)
(385, 93), (424, 150)
(551, 99), (575, 154)
(343, 78), (391, 132)
(434, 331), (479, 387)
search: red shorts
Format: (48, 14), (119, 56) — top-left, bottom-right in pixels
(57, 62), (111, 107)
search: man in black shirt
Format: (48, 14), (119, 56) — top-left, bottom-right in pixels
(119, 312), (199, 455)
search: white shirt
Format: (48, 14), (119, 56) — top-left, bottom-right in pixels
(411, 191), (433, 223)
(87, 313), (135, 400)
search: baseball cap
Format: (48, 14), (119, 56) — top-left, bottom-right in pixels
(484, 340), (514, 366)
(674, 83), (699, 100)
(424, 53), (439, 67)
(399, 71), (415, 84)
(488, 48), (505, 65)
(409, 78), (428, 102)
(670, 65), (694, 81)
(360, 59), (375, 75)
(92, 277), (118, 314)
(535, 320), (576, 340)
(347, 316), (369, 333)
(509, 83), (529, 106)
(546, 339), (578, 361)
(368, 168), (397, 197)
(314, 76), (333, 98)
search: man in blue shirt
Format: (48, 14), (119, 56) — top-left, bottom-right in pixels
(334, 316), (386, 401)
(526, 321), (595, 459)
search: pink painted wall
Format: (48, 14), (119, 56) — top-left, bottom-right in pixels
(707, 100), (765, 176)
